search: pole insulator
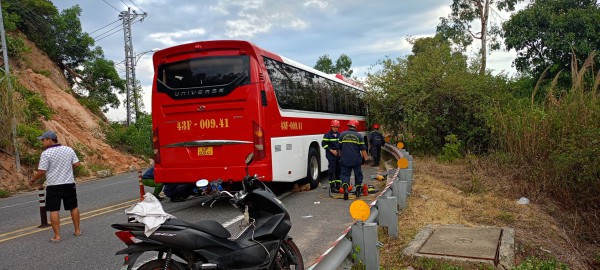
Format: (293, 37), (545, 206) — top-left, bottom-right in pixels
(37, 187), (49, 228)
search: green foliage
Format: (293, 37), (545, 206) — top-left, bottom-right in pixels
(513, 256), (569, 270)
(34, 69), (52, 78)
(75, 55), (125, 112)
(314, 54), (354, 77)
(103, 113), (153, 158)
(6, 34), (31, 60)
(3, 0), (123, 115)
(438, 134), (462, 162)
(13, 81), (53, 122)
(366, 35), (498, 155)
(19, 151), (40, 167)
(74, 165), (90, 178)
(0, 189), (9, 198)
(503, 0), (600, 79)
(414, 257), (470, 270)
(16, 124), (43, 147)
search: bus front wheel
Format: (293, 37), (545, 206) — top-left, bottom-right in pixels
(307, 148), (320, 190)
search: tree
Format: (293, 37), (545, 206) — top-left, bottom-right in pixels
(437, 0), (524, 75)
(503, 0), (600, 79)
(365, 35), (495, 154)
(314, 54), (353, 77)
(47, 5), (96, 83)
(75, 49), (125, 113)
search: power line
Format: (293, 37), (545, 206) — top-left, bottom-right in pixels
(128, 0), (146, 13)
(93, 23), (122, 41)
(89, 19), (121, 35)
(120, 0), (131, 9)
(102, 0), (120, 12)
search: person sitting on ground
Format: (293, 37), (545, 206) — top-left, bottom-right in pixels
(163, 183), (197, 202)
(141, 165), (165, 200)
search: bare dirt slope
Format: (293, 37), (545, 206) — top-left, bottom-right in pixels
(0, 37), (146, 192)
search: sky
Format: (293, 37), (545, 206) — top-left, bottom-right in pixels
(51, 0), (524, 122)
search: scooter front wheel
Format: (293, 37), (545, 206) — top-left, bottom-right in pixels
(271, 238), (304, 270)
(137, 259), (186, 270)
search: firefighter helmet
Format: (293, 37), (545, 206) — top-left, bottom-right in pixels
(347, 119), (359, 128)
(372, 123), (380, 129)
(330, 120), (340, 127)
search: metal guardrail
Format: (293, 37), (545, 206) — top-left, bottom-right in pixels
(308, 143), (413, 270)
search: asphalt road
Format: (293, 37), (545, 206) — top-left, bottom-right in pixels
(0, 165), (382, 269)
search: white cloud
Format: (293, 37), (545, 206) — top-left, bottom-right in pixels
(225, 15), (272, 38)
(303, 0), (330, 10)
(351, 36), (414, 56)
(148, 28), (207, 46)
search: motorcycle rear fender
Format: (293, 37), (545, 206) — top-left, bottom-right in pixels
(115, 244), (165, 255)
(119, 251), (143, 270)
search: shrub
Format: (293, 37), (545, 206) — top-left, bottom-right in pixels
(438, 134), (462, 162)
(103, 113), (152, 158)
(6, 34), (31, 60)
(513, 257), (569, 270)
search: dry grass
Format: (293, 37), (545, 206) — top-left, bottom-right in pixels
(377, 156), (597, 270)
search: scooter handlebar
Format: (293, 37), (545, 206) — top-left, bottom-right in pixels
(201, 190), (235, 207)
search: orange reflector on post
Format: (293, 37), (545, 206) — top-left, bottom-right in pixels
(349, 200), (370, 222)
(396, 142), (404, 149)
(397, 158), (409, 169)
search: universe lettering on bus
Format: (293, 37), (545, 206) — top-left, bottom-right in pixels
(176, 118), (230, 131)
(173, 88), (225, 98)
(280, 121), (303, 130)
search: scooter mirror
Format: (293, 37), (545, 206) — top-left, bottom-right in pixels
(245, 153), (254, 165)
(196, 179), (209, 187)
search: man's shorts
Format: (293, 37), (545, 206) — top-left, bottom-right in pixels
(46, 183), (78, 211)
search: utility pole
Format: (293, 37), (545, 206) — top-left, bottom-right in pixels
(119, 7), (146, 125)
(0, 0), (20, 172)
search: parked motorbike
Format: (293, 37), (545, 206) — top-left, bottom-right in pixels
(112, 153), (304, 270)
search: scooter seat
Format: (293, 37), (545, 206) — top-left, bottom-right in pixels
(164, 218), (231, 239)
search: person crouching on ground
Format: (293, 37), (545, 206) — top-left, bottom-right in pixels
(141, 165), (165, 200)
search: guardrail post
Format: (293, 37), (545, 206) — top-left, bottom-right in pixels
(398, 181), (408, 210)
(37, 187), (49, 228)
(377, 196), (398, 238)
(351, 222), (379, 270)
(406, 168), (413, 192)
(137, 169), (145, 201)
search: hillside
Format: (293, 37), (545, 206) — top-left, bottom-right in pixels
(0, 36), (146, 193)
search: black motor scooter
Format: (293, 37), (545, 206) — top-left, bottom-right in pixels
(112, 153), (303, 270)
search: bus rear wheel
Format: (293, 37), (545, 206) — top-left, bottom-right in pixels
(306, 147), (320, 190)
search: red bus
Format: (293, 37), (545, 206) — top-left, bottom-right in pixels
(151, 40), (366, 189)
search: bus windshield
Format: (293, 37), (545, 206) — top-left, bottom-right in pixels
(156, 55), (250, 99)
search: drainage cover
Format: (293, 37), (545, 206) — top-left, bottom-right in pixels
(417, 225), (502, 261)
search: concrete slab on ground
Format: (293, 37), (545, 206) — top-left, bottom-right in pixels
(403, 224), (515, 269)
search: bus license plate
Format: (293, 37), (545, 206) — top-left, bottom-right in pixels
(197, 147), (213, 156)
